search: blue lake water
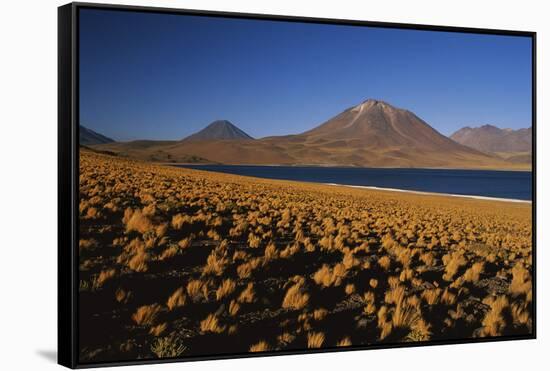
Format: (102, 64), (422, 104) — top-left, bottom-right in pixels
(175, 165), (532, 201)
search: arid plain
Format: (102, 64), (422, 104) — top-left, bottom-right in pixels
(78, 150), (532, 362)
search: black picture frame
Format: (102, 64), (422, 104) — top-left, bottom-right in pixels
(58, 2), (537, 368)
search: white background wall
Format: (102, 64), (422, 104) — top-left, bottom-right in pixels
(0, 0), (546, 369)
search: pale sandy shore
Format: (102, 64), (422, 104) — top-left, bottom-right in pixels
(324, 183), (532, 204)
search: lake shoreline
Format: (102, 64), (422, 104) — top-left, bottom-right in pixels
(163, 162), (531, 172)
(323, 183), (532, 204)
(173, 163), (532, 202)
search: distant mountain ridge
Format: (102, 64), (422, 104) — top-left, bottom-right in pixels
(93, 99), (527, 170)
(80, 125), (115, 145)
(182, 120), (253, 141)
(450, 124), (532, 153)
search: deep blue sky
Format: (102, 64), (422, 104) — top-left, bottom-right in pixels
(79, 8), (532, 141)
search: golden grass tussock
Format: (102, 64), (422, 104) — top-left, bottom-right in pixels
(421, 288), (442, 305)
(229, 300), (240, 316)
(263, 241), (279, 263)
(248, 232), (261, 248)
(282, 280), (309, 310)
(238, 283), (256, 304)
(187, 279), (208, 302)
(313, 263), (347, 287)
(178, 237), (191, 249)
(378, 256), (391, 270)
(149, 322), (167, 336)
(200, 313), (225, 333)
(237, 257), (262, 279)
(336, 337), (352, 347)
(166, 287), (186, 311)
(127, 250), (149, 272)
(463, 261), (484, 282)
(216, 279), (237, 301)
(124, 208), (154, 235)
(307, 332), (325, 348)
(313, 308), (328, 321)
(249, 341), (270, 352)
(442, 251), (467, 281)
(509, 263), (531, 298)
(159, 245), (178, 261)
(132, 304), (162, 326)
(202, 249), (228, 276)
(480, 295), (509, 337)
(171, 213), (191, 230)
(94, 269), (116, 288)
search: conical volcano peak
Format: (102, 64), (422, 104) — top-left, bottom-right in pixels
(182, 120), (254, 141)
(351, 99), (395, 112)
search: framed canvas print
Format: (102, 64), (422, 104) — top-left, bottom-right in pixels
(58, 2), (536, 368)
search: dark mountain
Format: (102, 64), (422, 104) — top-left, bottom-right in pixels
(450, 124), (532, 153)
(80, 125), (115, 145)
(182, 120), (253, 141)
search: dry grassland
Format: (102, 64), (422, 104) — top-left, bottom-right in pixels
(78, 150), (532, 362)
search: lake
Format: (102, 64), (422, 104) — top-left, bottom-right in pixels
(175, 165), (532, 201)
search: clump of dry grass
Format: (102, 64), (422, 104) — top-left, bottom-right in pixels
(166, 287), (186, 311)
(248, 232), (261, 248)
(127, 250), (149, 272)
(278, 332), (295, 345)
(378, 256), (391, 270)
(336, 337), (352, 347)
(132, 304), (162, 326)
(216, 279), (236, 301)
(509, 263), (531, 298)
(442, 251), (467, 281)
(159, 245), (178, 260)
(149, 322), (167, 336)
(463, 262), (484, 282)
(229, 300), (240, 316)
(313, 263), (347, 287)
(345, 284), (356, 295)
(238, 283), (255, 304)
(480, 295), (509, 336)
(282, 280), (309, 310)
(307, 332), (325, 348)
(237, 257), (262, 279)
(202, 249), (228, 276)
(363, 291), (377, 315)
(420, 252), (435, 266)
(151, 335), (187, 358)
(93, 269), (116, 288)
(441, 288), (457, 305)
(171, 213), (191, 230)
(378, 283), (426, 341)
(313, 308), (328, 321)
(124, 208), (154, 234)
(249, 341), (270, 352)
(510, 301), (531, 327)
(280, 242), (300, 259)
(263, 241), (279, 263)
(79, 238), (98, 251)
(187, 279), (208, 302)
(421, 288), (442, 305)
(178, 237), (191, 249)
(200, 314), (225, 333)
